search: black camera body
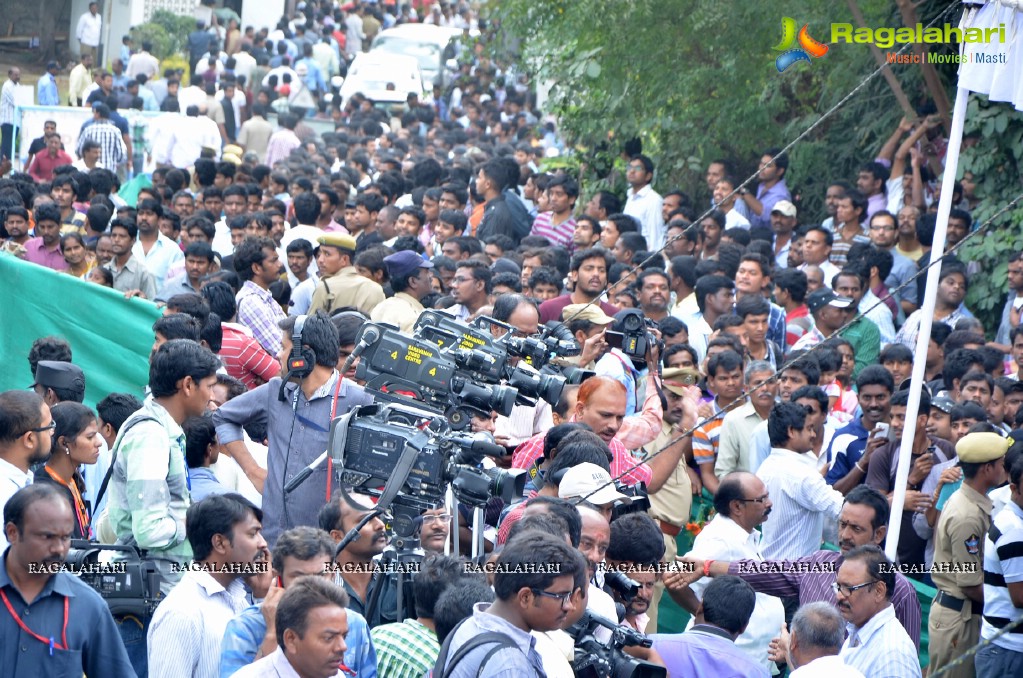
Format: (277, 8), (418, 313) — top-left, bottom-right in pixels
(67, 541), (163, 619)
(612, 312), (660, 361)
(329, 402), (526, 509)
(567, 611), (666, 678)
(611, 481), (651, 521)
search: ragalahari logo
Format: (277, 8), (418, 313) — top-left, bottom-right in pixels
(773, 17), (829, 72)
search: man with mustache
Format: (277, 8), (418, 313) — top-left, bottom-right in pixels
(671, 485), (921, 649)
(826, 365), (895, 496)
(835, 546), (921, 677)
(636, 269), (671, 324)
(0, 484), (134, 676)
(148, 493), (268, 678)
(665, 472), (784, 672)
(320, 492), (397, 628)
(231, 577), (352, 678)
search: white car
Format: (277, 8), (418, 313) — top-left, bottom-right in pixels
(338, 52), (425, 110)
(370, 24), (467, 88)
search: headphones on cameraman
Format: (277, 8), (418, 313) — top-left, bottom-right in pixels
(286, 315), (317, 383)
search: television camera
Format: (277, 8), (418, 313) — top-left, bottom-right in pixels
(568, 611), (666, 678)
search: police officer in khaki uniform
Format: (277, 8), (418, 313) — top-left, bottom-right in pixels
(928, 431), (1010, 678)
(644, 367), (700, 631)
(369, 250), (433, 332)
(308, 233), (385, 316)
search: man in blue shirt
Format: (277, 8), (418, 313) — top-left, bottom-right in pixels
(37, 62), (60, 106)
(0, 484), (135, 677)
(652, 575), (769, 677)
(220, 526), (377, 678)
(826, 365), (895, 495)
(184, 416), (227, 502)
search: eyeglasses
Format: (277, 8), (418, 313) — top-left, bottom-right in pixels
(831, 580), (876, 597)
(451, 276), (473, 284)
(421, 513), (451, 524)
(626, 164), (645, 172)
(737, 493), (769, 504)
(26, 422), (56, 435)
(531, 587), (574, 608)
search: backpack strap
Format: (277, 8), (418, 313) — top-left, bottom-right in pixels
(433, 618), (519, 678)
(94, 414), (159, 512)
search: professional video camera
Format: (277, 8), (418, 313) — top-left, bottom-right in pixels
(567, 611), (666, 678)
(348, 312), (568, 430)
(67, 541), (162, 618)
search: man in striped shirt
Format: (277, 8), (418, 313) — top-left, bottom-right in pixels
(976, 455), (1023, 676)
(234, 237), (286, 356)
(529, 174), (577, 248)
(694, 349), (745, 496)
(203, 281), (281, 390)
(76, 103), (127, 171)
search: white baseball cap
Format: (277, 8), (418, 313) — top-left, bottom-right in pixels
(558, 463), (631, 505)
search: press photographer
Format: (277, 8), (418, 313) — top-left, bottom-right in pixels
(213, 313), (374, 548)
(605, 512), (665, 634)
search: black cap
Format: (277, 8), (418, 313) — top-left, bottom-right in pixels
(32, 360), (85, 390)
(806, 288), (854, 314)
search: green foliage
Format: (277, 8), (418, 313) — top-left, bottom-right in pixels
(132, 10), (195, 61)
(958, 96), (1023, 336)
(492, 0), (942, 217)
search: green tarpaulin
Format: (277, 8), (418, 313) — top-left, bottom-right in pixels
(0, 254), (161, 408)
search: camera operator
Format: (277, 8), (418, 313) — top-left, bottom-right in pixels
(0, 484), (134, 677)
(433, 530), (587, 677)
(220, 526), (376, 678)
(419, 506), (452, 555)
(605, 512), (666, 634)
(213, 313), (374, 548)
(595, 308), (657, 417)
(489, 294), (552, 449)
(148, 493), (267, 678)
(318, 492), (397, 628)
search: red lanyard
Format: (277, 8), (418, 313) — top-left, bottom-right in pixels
(0, 588), (69, 654)
(325, 375), (344, 502)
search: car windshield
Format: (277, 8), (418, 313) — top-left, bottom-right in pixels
(373, 37), (442, 72)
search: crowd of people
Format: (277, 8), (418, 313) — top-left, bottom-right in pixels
(0, 2), (1021, 678)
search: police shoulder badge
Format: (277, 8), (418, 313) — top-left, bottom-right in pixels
(964, 534), (980, 556)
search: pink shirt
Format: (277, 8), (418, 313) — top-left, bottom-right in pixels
(24, 238), (69, 271)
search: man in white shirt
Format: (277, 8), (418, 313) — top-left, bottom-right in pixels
(836, 545), (921, 677)
(76, 2), (102, 61)
(0, 391), (52, 554)
(344, 5), (366, 59)
(148, 493), (268, 678)
(665, 472), (785, 672)
(757, 401), (844, 560)
(784, 602), (865, 677)
(127, 40), (160, 80)
(624, 154), (664, 251)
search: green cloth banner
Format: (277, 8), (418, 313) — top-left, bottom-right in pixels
(0, 254), (161, 408)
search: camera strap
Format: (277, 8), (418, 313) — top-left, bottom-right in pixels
(1, 589), (69, 655)
(94, 415), (159, 515)
(324, 375), (344, 502)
